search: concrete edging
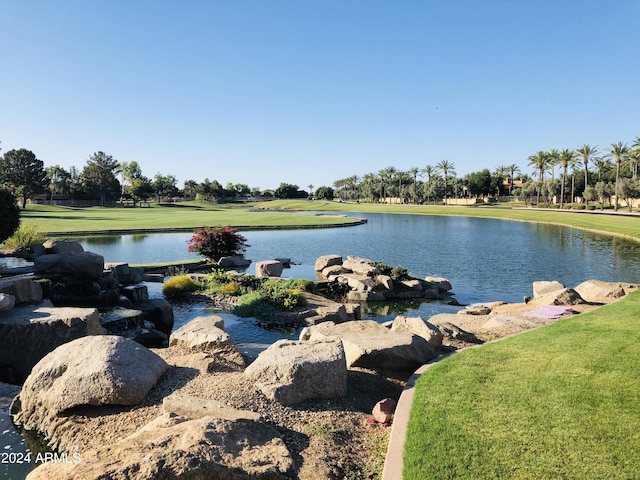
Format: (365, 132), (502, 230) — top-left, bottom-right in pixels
(381, 353), (454, 480)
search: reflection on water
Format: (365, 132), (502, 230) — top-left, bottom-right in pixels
(0, 413), (37, 478)
(81, 235), (122, 246)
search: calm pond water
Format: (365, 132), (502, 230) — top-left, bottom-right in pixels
(72, 211), (640, 347)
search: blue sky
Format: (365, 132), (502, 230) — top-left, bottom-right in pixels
(1, 1), (638, 191)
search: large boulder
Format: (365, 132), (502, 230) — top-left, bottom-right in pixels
(12, 336), (168, 434)
(424, 276), (452, 293)
(26, 413), (295, 480)
(136, 298), (175, 335)
(530, 288), (586, 307)
(255, 260), (284, 278)
(314, 254), (343, 272)
(574, 279), (629, 303)
(170, 315), (236, 351)
(217, 255), (251, 268)
(342, 256), (379, 277)
(0, 293), (15, 312)
(307, 320), (436, 370)
(0, 278), (43, 304)
(337, 273), (376, 292)
(245, 338), (347, 406)
(43, 240), (84, 255)
(0, 305), (106, 384)
(532, 280), (565, 299)
(390, 315), (443, 349)
(34, 251), (105, 281)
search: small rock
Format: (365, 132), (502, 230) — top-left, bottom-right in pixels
(372, 398), (397, 424)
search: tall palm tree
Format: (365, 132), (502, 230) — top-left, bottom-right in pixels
(436, 160), (455, 204)
(378, 166), (396, 203)
(593, 157), (612, 181)
(547, 149), (560, 180)
(507, 163), (520, 196)
(494, 165), (509, 196)
(558, 149), (578, 208)
(576, 144), (598, 205)
(409, 167), (420, 204)
(606, 142), (629, 211)
(528, 151), (549, 205)
(422, 165), (436, 204)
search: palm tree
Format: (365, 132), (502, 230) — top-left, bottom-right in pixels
(436, 160), (456, 204)
(547, 149), (560, 180)
(378, 166), (396, 203)
(593, 157), (612, 181)
(422, 165), (436, 204)
(528, 151), (549, 205)
(409, 167), (421, 204)
(507, 163), (520, 196)
(606, 142), (629, 211)
(576, 144), (598, 205)
(307, 184), (314, 198)
(558, 149), (578, 208)
(494, 165), (509, 197)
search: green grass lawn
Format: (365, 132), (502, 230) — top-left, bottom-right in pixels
(18, 201), (361, 234)
(403, 290), (640, 479)
(256, 199), (640, 242)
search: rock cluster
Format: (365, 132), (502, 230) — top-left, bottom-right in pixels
(314, 254), (455, 302)
(0, 241), (174, 384)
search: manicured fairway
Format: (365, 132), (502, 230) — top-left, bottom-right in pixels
(19, 202), (361, 234)
(402, 290), (640, 479)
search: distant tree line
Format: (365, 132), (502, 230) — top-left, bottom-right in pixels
(0, 145), (316, 208)
(1, 136), (639, 210)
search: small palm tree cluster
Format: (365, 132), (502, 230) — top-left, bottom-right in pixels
(527, 138), (640, 211)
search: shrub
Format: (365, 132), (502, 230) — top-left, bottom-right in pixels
(2, 223), (46, 250)
(0, 187), (20, 244)
(260, 279), (307, 310)
(162, 275), (201, 296)
(187, 225), (249, 262)
(391, 265), (409, 280)
(233, 291), (276, 318)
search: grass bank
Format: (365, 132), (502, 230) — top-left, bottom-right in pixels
(255, 200), (640, 242)
(18, 201), (362, 235)
(403, 289), (640, 479)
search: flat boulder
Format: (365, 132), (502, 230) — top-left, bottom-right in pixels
(169, 315), (235, 351)
(574, 279), (629, 303)
(27, 413), (295, 480)
(34, 251), (105, 281)
(307, 320), (436, 370)
(13, 336), (168, 434)
(337, 273), (376, 292)
(342, 256), (379, 277)
(0, 305), (106, 384)
(0, 278), (43, 304)
(314, 254), (343, 271)
(532, 280), (565, 299)
(217, 255), (251, 268)
(245, 338), (347, 406)
(43, 240), (84, 255)
(425, 276), (452, 293)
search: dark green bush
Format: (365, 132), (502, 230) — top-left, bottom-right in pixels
(0, 187), (20, 244)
